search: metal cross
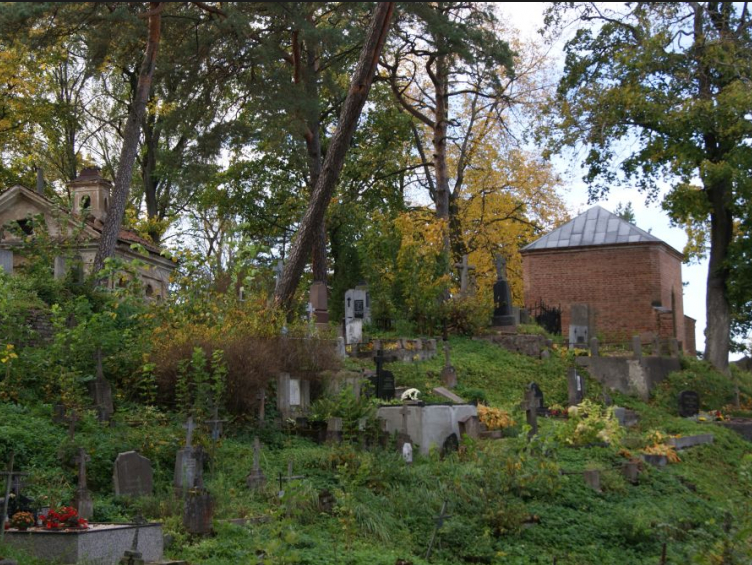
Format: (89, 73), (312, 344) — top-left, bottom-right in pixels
(206, 405), (227, 443)
(277, 460), (305, 498)
(426, 500), (452, 560)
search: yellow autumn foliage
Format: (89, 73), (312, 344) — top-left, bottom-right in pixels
(477, 404), (515, 430)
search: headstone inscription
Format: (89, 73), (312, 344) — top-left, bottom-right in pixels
(491, 254), (516, 327)
(113, 451), (153, 497)
(678, 390), (700, 418)
(73, 448), (94, 519)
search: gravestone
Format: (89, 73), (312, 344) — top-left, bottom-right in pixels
(402, 442), (413, 464)
(678, 390), (700, 418)
(344, 288), (371, 323)
(568, 304), (590, 348)
(368, 350), (395, 400)
(567, 368), (585, 406)
(183, 491), (214, 535)
(246, 437), (266, 490)
(458, 415), (481, 439)
(583, 470), (601, 492)
(491, 255), (516, 327)
(590, 337), (599, 357)
(326, 417), (343, 443)
(54, 256), (67, 280)
(345, 318), (363, 345)
(73, 448), (93, 520)
(0, 250), (13, 275)
(440, 341), (457, 388)
(88, 350), (114, 422)
(113, 451), (153, 496)
(336, 337), (347, 359)
(632, 336), (642, 358)
(622, 460), (641, 484)
(310, 281), (329, 325)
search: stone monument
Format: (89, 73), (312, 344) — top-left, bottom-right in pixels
(491, 255), (516, 327)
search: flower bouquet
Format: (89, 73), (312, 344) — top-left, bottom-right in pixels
(9, 511), (35, 530)
(40, 506), (88, 530)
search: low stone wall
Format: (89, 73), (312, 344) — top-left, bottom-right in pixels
(378, 403), (477, 455)
(575, 356), (681, 400)
(347, 338), (439, 362)
(477, 334), (549, 358)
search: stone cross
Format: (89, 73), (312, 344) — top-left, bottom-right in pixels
(495, 254), (507, 281)
(454, 254), (476, 295)
(306, 302), (315, 321)
(183, 416), (196, 448)
(246, 437), (267, 490)
(206, 405), (227, 443)
(75, 448), (91, 490)
(425, 500), (452, 560)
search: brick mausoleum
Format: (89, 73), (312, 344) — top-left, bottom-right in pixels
(521, 206), (696, 355)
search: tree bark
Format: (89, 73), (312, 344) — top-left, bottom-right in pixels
(704, 183), (733, 371)
(93, 2), (162, 274)
(274, 1), (395, 309)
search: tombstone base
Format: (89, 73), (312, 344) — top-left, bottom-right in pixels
(246, 470), (267, 490)
(73, 489), (94, 520)
(492, 315), (516, 327)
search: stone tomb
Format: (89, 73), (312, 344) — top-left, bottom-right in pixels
(377, 403), (477, 455)
(113, 451), (153, 497)
(3, 523), (163, 565)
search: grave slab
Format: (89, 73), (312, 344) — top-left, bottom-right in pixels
(666, 434), (714, 450)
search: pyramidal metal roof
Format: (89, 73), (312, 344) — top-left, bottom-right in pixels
(522, 205), (664, 252)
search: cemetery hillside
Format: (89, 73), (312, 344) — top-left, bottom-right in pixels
(1, 2), (752, 565)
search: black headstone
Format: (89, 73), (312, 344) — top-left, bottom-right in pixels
(678, 390), (700, 418)
(528, 382), (547, 416)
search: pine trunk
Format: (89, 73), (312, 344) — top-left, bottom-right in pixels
(274, 2), (395, 308)
(92, 3), (162, 274)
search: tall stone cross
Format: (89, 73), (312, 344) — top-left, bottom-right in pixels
(75, 448), (91, 490)
(495, 254), (507, 282)
(183, 416), (196, 449)
(454, 254), (476, 295)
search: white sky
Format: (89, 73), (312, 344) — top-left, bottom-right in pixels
(496, 2), (718, 357)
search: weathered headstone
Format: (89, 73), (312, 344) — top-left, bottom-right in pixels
(174, 446), (205, 492)
(310, 281), (329, 325)
(246, 437), (266, 490)
(277, 373), (291, 419)
(326, 417), (343, 443)
(88, 349), (114, 422)
(652, 335), (662, 357)
(583, 470), (601, 492)
(401, 442), (413, 464)
(622, 460), (641, 484)
(567, 368), (585, 406)
(344, 288), (371, 324)
(678, 390), (700, 418)
(0, 250), (13, 275)
(345, 318), (363, 345)
(113, 451), (153, 496)
(569, 304), (590, 348)
(183, 491), (214, 535)
(632, 336), (642, 358)
(491, 255), (516, 327)
(54, 256), (67, 280)
(590, 337), (599, 357)
(73, 448), (93, 520)
(440, 341), (457, 388)
(336, 337), (347, 359)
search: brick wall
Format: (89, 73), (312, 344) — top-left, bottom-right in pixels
(522, 243), (685, 345)
(684, 316), (697, 356)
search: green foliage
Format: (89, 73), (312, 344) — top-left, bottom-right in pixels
(175, 347), (228, 420)
(308, 386), (377, 438)
(556, 400), (625, 447)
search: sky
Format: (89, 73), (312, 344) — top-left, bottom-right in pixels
(496, 2), (716, 356)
